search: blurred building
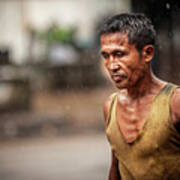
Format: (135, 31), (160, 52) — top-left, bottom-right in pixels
(0, 0), (131, 64)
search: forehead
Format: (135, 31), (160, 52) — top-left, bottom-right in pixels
(100, 32), (131, 51)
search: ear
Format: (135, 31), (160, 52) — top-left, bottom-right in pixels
(142, 45), (154, 63)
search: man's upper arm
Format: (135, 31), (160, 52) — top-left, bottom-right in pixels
(171, 88), (180, 124)
(104, 96), (121, 179)
(103, 96), (112, 123)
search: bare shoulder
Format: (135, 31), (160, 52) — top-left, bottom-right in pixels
(171, 88), (180, 122)
(104, 92), (119, 122)
(103, 95), (113, 123)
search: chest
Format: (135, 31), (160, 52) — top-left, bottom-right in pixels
(116, 97), (153, 143)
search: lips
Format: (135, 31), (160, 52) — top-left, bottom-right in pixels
(112, 74), (128, 82)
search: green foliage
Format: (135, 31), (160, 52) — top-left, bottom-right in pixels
(39, 26), (75, 44)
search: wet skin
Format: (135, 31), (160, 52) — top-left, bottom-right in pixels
(101, 33), (147, 90)
(101, 32), (180, 180)
(101, 32), (166, 143)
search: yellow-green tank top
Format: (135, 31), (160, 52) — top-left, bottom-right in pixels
(105, 83), (180, 180)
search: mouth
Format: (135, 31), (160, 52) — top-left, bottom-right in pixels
(111, 74), (128, 82)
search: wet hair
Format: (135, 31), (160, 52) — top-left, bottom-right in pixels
(99, 13), (156, 52)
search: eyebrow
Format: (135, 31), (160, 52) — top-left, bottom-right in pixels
(112, 49), (124, 53)
(100, 49), (125, 54)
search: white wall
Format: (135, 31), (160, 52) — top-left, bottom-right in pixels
(25, 0), (131, 41)
(0, 1), (29, 64)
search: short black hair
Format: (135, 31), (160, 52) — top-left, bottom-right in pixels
(99, 13), (156, 52)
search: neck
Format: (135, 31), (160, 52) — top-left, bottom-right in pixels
(126, 68), (164, 100)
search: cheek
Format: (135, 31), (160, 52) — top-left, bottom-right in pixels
(104, 61), (109, 70)
(121, 57), (139, 73)
(129, 63), (146, 81)
(104, 61), (111, 75)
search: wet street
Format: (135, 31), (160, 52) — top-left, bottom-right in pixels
(0, 133), (111, 180)
(0, 86), (114, 180)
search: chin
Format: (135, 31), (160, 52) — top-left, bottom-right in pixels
(114, 81), (129, 89)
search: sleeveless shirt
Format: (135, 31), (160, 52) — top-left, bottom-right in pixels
(105, 83), (180, 180)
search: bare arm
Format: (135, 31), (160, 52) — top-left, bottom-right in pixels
(104, 97), (121, 180)
(171, 88), (180, 133)
(109, 151), (121, 180)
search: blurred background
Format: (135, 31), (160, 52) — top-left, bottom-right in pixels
(0, 0), (180, 180)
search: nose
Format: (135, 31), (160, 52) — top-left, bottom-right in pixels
(108, 62), (120, 73)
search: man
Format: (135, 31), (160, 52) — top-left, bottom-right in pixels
(100, 13), (180, 180)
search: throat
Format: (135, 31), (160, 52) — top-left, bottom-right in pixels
(128, 72), (153, 99)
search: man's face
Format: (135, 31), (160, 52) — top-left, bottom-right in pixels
(100, 32), (148, 89)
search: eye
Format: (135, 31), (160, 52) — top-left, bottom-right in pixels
(101, 52), (109, 60)
(114, 51), (125, 58)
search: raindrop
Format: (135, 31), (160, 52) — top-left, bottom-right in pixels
(159, 45), (162, 50)
(166, 3), (170, 9)
(168, 31), (173, 38)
